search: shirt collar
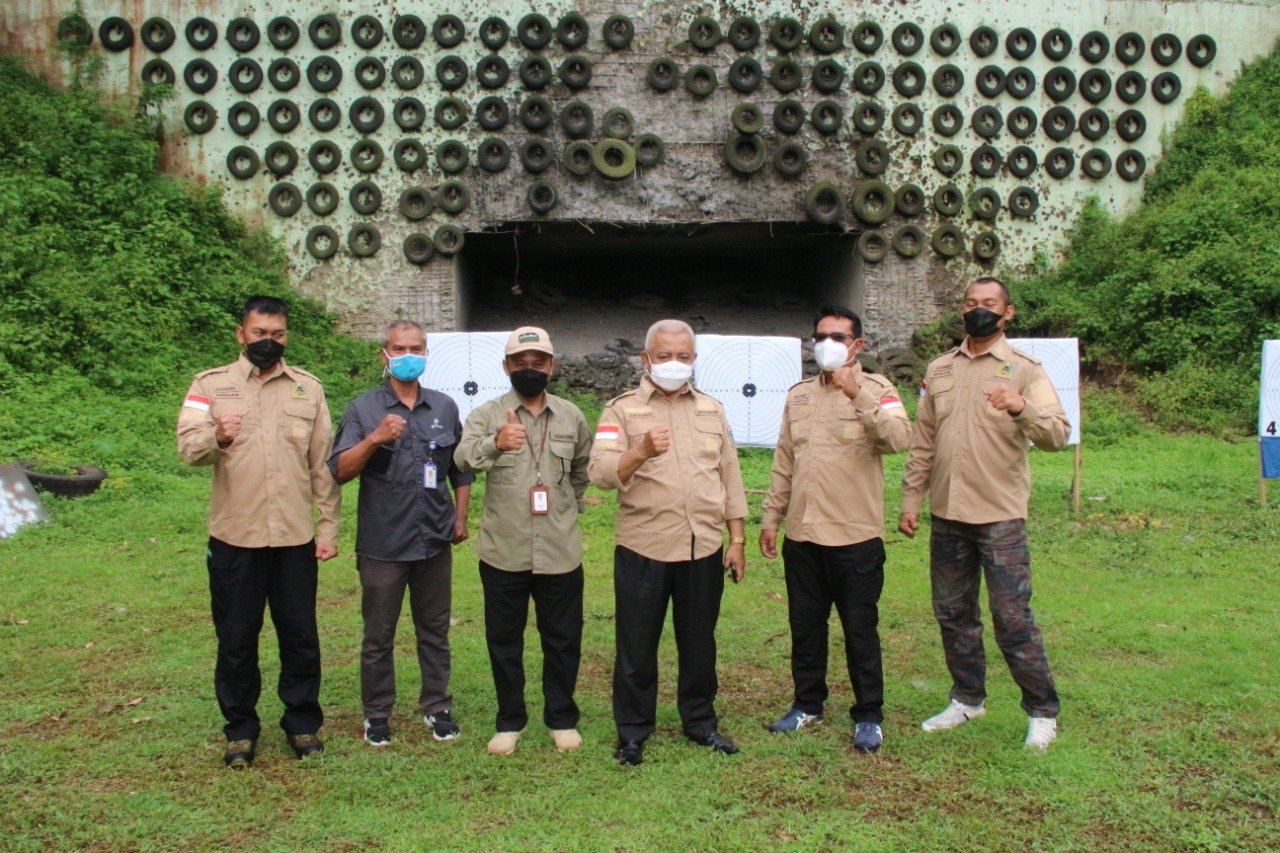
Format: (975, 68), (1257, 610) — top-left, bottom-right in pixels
(379, 379), (427, 409)
(958, 333), (1010, 361)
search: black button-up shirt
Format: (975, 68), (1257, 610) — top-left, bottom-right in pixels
(329, 381), (474, 561)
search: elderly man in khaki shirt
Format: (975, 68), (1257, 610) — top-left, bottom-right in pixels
(589, 319), (747, 766)
(457, 327), (592, 757)
(177, 296), (340, 768)
(760, 306), (911, 754)
(899, 278), (1070, 750)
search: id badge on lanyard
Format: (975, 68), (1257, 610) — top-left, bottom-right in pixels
(423, 440), (440, 489)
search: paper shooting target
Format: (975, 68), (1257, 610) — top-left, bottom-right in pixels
(1260, 341), (1280, 437)
(694, 335), (802, 448)
(1008, 338), (1080, 445)
(422, 332), (511, 420)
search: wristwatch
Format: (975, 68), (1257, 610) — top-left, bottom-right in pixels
(729, 536), (746, 545)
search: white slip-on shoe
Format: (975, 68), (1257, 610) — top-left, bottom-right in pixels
(921, 699), (987, 732)
(549, 729), (583, 752)
(1024, 716), (1058, 751)
(487, 729), (525, 756)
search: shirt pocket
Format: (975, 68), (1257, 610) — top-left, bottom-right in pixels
(549, 439), (576, 485)
(693, 415), (724, 460)
(283, 399), (317, 444)
(928, 376), (956, 421)
(488, 452), (519, 486)
(787, 405), (813, 445)
(836, 406), (867, 448)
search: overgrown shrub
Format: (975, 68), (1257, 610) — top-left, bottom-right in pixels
(1015, 40), (1280, 435)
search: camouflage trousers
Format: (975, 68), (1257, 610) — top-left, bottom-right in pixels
(929, 516), (1059, 717)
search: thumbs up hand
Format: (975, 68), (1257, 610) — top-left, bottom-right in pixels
(496, 408), (527, 452)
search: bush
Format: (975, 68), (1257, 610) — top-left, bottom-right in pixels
(1014, 39), (1280, 432)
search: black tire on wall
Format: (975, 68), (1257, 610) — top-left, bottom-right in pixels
(100, 17), (134, 51)
(518, 14), (553, 50)
(527, 180), (559, 215)
(850, 180), (893, 225)
(309, 98), (340, 132)
(226, 18), (261, 53)
(856, 140), (890, 175)
(307, 225), (339, 259)
(932, 224), (963, 257)
(1045, 146), (1075, 178)
(399, 187), (435, 220)
(892, 225), (924, 258)
(226, 146), (260, 180)
(433, 14), (465, 48)
(268, 182), (302, 217)
(969, 26), (998, 58)
(851, 21), (883, 54)
(773, 141), (807, 178)
(183, 101), (217, 134)
(593, 140), (636, 179)
(268, 17), (300, 50)
(930, 24), (961, 56)
(349, 180), (382, 214)
(853, 101), (885, 134)
(394, 97), (426, 131)
(774, 99), (806, 134)
(352, 15), (385, 49)
(604, 15), (636, 49)
(306, 182), (339, 216)
(477, 137), (511, 172)
(1080, 30), (1109, 63)
(804, 181), (844, 224)
(183, 59), (217, 94)
(309, 14), (340, 49)
(141, 17), (176, 52)
(635, 134), (666, 167)
(1043, 28), (1072, 61)
(404, 233), (435, 265)
(394, 15), (427, 49)
(858, 230), (889, 262)
(348, 224), (381, 258)
(479, 17), (509, 50)
(1007, 145), (1038, 178)
(309, 140), (341, 173)
(728, 17), (759, 50)
(1008, 186), (1040, 218)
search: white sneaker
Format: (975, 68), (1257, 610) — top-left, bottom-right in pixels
(549, 729), (582, 752)
(487, 729), (525, 756)
(1024, 716), (1058, 751)
(921, 699), (986, 732)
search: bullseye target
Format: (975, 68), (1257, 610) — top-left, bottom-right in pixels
(694, 335), (803, 448)
(1260, 342), (1280, 436)
(423, 332), (511, 420)
(1008, 338), (1080, 445)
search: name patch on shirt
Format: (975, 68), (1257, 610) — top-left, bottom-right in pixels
(695, 405), (718, 416)
(933, 364), (954, 378)
(625, 407), (654, 420)
(211, 385), (243, 400)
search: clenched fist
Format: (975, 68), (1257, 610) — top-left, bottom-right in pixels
(371, 413), (407, 445)
(496, 408), (527, 452)
(832, 363), (863, 399)
(215, 413), (244, 446)
(986, 384), (1026, 416)
(641, 426), (670, 458)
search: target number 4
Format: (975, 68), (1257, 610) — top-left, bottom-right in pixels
(1267, 421), (1278, 436)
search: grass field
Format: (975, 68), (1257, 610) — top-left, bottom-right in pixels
(1, 423), (1277, 851)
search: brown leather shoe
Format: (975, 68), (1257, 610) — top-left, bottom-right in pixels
(224, 738), (256, 768)
(286, 732), (324, 759)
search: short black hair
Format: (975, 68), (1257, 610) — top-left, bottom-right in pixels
(241, 295), (290, 324)
(814, 306), (863, 338)
(967, 277), (1011, 307)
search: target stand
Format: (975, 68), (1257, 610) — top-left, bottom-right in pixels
(423, 332), (512, 421)
(1009, 338), (1082, 512)
(694, 335), (802, 448)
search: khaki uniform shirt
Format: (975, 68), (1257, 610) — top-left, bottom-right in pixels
(761, 369), (912, 546)
(177, 355), (340, 548)
(457, 391), (592, 574)
(588, 378), (748, 563)
(901, 336), (1070, 524)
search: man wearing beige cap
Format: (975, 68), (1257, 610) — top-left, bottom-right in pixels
(458, 327), (593, 756)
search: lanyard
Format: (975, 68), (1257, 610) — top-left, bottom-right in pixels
(529, 409), (550, 485)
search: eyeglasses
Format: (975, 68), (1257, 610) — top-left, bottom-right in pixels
(811, 333), (857, 345)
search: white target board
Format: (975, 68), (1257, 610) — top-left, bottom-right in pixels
(423, 332), (511, 420)
(1260, 341), (1280, 479)
(0, 464), (46, 540)
(694, 335), (803, 448)
(1006, 338), (1080, 445)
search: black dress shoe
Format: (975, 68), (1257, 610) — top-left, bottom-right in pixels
(286, 732), (324, 759)
(686, 730), (740, 755)
(614, 738), (644, 766)
(224, 738), (256, 768)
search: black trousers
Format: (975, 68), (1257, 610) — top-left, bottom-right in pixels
(478, 561), (583, 732)
(207, 537), (323, 741)
(781, 537), (885, 724)
(612, 545), (724, 742)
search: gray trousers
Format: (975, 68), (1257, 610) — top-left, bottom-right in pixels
(358, 551), (453, 720)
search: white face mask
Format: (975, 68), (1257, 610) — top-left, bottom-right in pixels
(813, 338), (851, 371)
(648, 359), (693, 391)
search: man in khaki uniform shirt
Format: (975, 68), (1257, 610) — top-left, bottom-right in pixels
(177, 296), (340, 768)
(899, 278), (1070, 750)
(589, 319), (748, 766)
(457, 327), (592, 757)
(760, 307), (911, 753)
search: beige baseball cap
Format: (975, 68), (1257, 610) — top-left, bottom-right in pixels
(505, 326), (554, 356)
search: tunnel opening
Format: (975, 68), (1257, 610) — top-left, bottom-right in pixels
(457, 221), (862, 356)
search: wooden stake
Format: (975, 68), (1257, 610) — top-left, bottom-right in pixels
(1070, 443), (1082, 514)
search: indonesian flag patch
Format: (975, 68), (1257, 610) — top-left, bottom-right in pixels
(183, 394), (211, 412)
(594, 423), (620, 443)
(879, 394), (904, 411)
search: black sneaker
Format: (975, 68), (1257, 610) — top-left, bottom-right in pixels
(363, 718), (391, 747)
(685, 730), (740, 755)
(424, 710), (459, 741)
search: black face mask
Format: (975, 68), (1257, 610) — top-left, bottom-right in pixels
(963, 307), (1004, 339)
(245, 338), (285, 369)
(510, 368), (549, 398)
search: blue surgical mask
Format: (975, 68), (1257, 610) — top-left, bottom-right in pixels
(385, 350), (426, 382)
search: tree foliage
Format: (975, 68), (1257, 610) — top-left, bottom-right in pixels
(1015, 40), (1280, 433)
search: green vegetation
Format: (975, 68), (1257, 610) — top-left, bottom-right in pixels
(1013, 40), (1280, 436)
(3, 436), (1277, 850)
(1, 32), (1279, 851)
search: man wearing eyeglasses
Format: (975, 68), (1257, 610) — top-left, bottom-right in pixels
(759, 307), (912, 753)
